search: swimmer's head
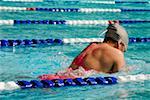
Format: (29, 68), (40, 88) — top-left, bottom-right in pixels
(104, 23), (128, 52)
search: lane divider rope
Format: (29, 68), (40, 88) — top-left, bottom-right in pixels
(1, 0), (150, 4)
(0, 74), (149, 90)
(1, 7), (150, 12)
(0, 38), (149, 47)
(1, 20), (150, 25)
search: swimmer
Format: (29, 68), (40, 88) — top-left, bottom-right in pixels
(39, 21), (129, 80)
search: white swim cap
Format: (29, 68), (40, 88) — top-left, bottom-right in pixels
(105, 23), (129, 51)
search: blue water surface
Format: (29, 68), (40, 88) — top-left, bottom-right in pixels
(0, 0), (150, 100)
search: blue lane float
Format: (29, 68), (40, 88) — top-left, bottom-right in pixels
(0, 39), (63, 47)
(115, 1), (149, 4)
(0, 38), (149, 47)
(120, 8), (150, 12)
(16, 76), (118, 89)
(35, 8), (79, 12)
(14, 20), (66, 24)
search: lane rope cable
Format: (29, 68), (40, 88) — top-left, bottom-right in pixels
(1, 7), (150, 12)
(1, 0), (150, 4)
(0, 74), (149, 91)
(0, 37), (149, 47)
(0, 20), (150, 25)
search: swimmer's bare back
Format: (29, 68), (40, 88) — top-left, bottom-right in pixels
(69, 42), (99, 70)
(70, 42), (125, 74)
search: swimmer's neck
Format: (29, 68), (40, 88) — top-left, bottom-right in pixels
(103, 41), (117, 48)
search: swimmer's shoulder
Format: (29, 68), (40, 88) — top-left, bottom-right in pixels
(96, 43), (123, 55)
(90, 42), (123, 55)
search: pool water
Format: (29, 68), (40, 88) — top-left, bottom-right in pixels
(0, 0), (150, 99)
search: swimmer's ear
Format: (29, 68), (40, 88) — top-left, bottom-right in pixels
(117, 41), (126, 52)
(114, 41), (119, 49)
(120, 42), (126, 52)
(115, 41), (124, 52)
